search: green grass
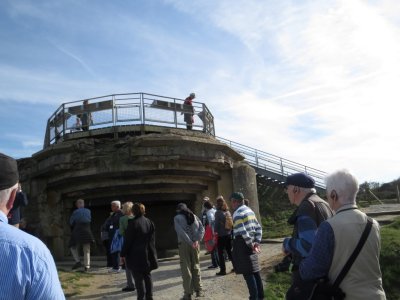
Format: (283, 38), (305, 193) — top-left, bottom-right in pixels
(58, 269), (93, 297)
(264, 271), (291, 299)
(262, 210), (292, 239)
(380, 217), (400, 300)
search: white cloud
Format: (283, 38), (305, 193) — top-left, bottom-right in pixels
(190, 0), (400, 182)
(2, 0), (400, 182)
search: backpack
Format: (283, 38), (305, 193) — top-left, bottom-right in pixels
(224, 211), (233, 230)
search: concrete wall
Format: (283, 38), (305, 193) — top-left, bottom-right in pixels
(18, 130), (260, 259)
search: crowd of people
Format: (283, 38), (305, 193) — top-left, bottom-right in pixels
(0, 150), (387, 299)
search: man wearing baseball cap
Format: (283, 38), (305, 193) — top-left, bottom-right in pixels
(0, 153), (65, 299)
(230, 192), (263, 299)
(283, 173), (333, 300)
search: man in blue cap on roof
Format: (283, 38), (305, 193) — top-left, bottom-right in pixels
(283, 173), (333, 300)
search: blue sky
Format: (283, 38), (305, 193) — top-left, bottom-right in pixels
(1, 0), (400, 183)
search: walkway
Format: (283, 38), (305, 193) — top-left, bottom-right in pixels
(60, 243), (282, 300)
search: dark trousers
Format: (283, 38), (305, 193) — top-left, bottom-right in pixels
(186, 124), (193, 130)
(286, 270), (314, 300)
(111, 251), (120, 269)
(217, 235), (233, 272)
(103, 240), (113, 267)
(243, 272), (264, 300)
(211, 248), (219, 267)
(133, 271), (153, 300)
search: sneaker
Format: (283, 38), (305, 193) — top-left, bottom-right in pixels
(216, 271), (227, 276)
(122, 286), (136, 292)
(207, 265), (218, 269)
(195, 290), (205, 298)
(72, 262), (82, 270)
(108, 267), (121, 273)
(180, 294), (192, 300)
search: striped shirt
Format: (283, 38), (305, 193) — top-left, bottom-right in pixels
(0, 211), (65, 300)
(232, 204), (262, 247)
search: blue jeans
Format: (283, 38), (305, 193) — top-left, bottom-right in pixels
(243, 272), (264, 299)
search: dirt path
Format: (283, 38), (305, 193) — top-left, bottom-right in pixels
(61, 243), (283, 300)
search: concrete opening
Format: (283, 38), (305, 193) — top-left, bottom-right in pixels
(64, 193), (197, 258)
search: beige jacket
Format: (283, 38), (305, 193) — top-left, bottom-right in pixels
(327, 205), (386, 299)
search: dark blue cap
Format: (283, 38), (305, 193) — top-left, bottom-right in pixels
(285, 173), (315, 188)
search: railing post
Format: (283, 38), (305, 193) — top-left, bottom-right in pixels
(112, 95), (116, 126)
(255, 150), (259, 168)
(280, 158), (284, 175)
(141, 93), (145, 125)
(62, 104), (66, 137)
(174, 98), (178, 128)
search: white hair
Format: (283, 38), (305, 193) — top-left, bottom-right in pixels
(325, 169), (359, 205)
(299, 187), (316, 194)
(111, 200), (121, 208)
(0, 183), (18, 206)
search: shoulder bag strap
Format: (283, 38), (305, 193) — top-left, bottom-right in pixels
(332, 217), (373, 289)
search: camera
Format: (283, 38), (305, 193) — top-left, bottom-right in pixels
(274, 254), (292, 272)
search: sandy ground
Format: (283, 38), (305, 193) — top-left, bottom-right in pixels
(60, 242), (283, 300)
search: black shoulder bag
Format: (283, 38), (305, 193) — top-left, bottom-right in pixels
(308, 217), (373, 300)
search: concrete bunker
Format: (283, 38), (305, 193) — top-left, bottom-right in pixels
(18, 130), (260, 259)
(17, 93), (260, 259)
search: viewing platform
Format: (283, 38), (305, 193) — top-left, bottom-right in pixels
(43, 92), (326, 189)
(44, 92), (215, 148)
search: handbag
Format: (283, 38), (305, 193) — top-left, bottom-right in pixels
(308, 217), (373, 300)
(204, 224), (218, 252)
(110, 230), (124, 254)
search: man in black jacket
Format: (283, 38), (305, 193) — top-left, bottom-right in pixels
(7, 183), (28, 227)
(283, 173), (333, 300)
(121, 203), (158, 300)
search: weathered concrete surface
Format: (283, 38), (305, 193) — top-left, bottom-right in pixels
(18, 129), (260, 259)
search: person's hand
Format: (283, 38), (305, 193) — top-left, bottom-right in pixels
(282, 238), (290, 255)
(253, 243), (261, 254)
(192, 241), (199, 249)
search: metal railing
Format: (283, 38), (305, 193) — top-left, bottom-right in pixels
(44, 93), (215, 148)
(217, 137), (327, 188)
(44, 93), (326, 188)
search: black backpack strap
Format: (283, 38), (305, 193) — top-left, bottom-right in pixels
(332, 217), (373, 289)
